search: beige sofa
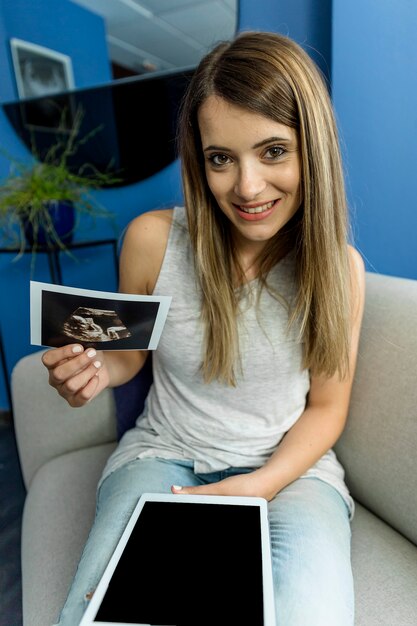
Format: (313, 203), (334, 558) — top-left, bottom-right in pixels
(12, 271), (417, 626)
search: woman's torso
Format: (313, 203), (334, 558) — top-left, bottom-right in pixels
(101, 206), (354, 515)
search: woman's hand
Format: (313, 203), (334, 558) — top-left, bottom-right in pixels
(41, 344), (110, 407)
(171, 468), (277, 502)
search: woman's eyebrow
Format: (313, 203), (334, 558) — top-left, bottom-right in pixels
(203, 136), (293, 152)
(252, 136), (293, 149)
(203, 144), (230, 152)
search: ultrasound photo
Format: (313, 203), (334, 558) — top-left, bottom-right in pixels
(62, 307), (132, 342)
(30, 281), (172, 351)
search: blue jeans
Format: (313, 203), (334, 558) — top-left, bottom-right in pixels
(56, 458), (354, 626)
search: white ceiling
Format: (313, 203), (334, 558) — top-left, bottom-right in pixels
(71, 0), (238, 74)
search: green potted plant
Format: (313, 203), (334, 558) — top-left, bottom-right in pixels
(0, 108), (119, 262)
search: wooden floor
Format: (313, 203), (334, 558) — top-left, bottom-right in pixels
(0, 415), (25, 626)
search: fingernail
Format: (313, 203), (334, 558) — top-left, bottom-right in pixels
(172, 485), (182, 491)
(72, 345), (83, 353)
(93, 360), (101, 369)
(86, 349), (96, 358)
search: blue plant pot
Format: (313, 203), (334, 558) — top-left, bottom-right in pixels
(24, 200), (75, 247)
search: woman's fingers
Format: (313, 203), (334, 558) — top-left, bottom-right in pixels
(171, 471), (274, 500)
(41, 344), (84, 369)
(66, 369), (101, 407)
(41, 344), (104, 405)
(58, 359), (101, 396)
(45, 346), (99, 383)
(171, 483), (220, 496)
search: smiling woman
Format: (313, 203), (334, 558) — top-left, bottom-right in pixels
(41, 31), (365, 626)
(199, 96), (301, 255)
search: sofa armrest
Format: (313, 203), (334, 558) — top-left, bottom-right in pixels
(11, 350), (117, 489)
(335, 272), (417, 546)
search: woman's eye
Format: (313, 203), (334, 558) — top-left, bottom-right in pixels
(264, 146), (285, 160)
(209, 154), (231, 166)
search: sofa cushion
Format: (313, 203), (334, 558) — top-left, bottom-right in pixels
(335, 272), (417, 545)
(12, 351), (117, 489)
(21, 443), (116, 626)
(351, 503), (417, 626)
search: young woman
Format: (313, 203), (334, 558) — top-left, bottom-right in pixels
(43, 31), (365, 626)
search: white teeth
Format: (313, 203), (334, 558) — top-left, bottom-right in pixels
(239, 200), (275, 214)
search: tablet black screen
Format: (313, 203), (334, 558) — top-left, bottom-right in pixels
(94, 500), (265, 625)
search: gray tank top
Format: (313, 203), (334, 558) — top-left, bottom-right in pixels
(101, 206), (354, 516)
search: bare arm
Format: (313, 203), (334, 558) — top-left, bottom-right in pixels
(172, 246), (366, 498)
(42, 209), (173, 407)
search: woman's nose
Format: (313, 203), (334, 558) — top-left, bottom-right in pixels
(234, 166), (266, 201)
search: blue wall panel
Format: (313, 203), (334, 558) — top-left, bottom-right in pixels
(332, 0), (417, 279)
(238, 0), (332, 81)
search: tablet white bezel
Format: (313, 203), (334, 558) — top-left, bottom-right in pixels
(79, 492), (275, 626)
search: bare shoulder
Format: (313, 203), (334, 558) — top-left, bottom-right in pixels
(124, 208), (173, 248)
(348, 245), (365, 274)
(347, 245), (366, 320)
(348, 245), (365, 288)
(119, 208), (174, 295)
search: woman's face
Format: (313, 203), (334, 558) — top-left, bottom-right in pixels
(198, 95), (302, 256)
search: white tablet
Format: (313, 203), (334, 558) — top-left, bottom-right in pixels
(79, 492), (276, 626)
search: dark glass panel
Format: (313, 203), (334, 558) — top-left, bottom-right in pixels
(2, 67), (195, 187)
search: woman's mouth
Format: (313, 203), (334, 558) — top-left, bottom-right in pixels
(239, 200), (275, 214)
(234, 199), (280, 221)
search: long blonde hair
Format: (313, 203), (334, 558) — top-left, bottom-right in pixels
(178, 31), (351, 385)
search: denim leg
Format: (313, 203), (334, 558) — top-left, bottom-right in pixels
(268, 477), (354, 626)
(55, 458), (198, 626)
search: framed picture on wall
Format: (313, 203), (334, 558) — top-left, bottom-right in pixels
(10, 38), (74, 100)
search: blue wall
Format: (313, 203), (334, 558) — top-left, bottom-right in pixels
(332, 0), (417, 279)
(239, 0), (332, 81)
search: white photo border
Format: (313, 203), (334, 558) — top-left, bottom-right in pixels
(10, 37), (75, 100)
